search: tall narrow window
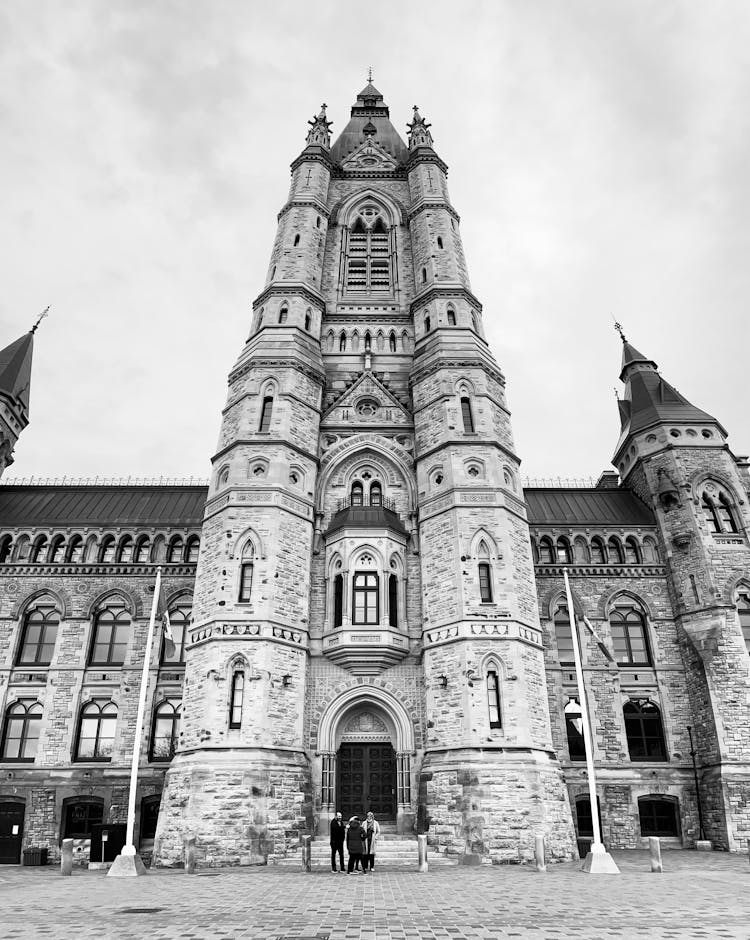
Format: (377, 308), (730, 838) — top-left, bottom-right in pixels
(293, 234), (300, 246)
(624, 700), (667, 761)
(718, 494), (738, 533)
(624, 537), (641, 564)
(239, 543), (254, 603)
(118, 537), (134, 563)
(345, 212), (391, 292)
(259, 396), (273, 432)
(538, 537), (554, 564)
(556, 538), (572, 564)
(351, 482), (363, 506)
(554, 604), (575, 664)
(30, 537), (48, 563)
(229, 671), (244, 729)
(67, 536), (84, 563)
(278, 306), (288, 324)
(48, 537), (66, 563)
(161, 602), (190, 664)
(607, 537), (624, 564)
(486, 669), (502, 729)
(339, 332), (347, 351)
(185, 536), (200, 563)
(610, 605), (651, 665)
(389, 331), (397, 352)
(478, 563), (493, 603)
(388, 574), (398, 628)
(99, 536), (116, 563)
(461, 397), (474, 432)
(437, 236), (443, 249)
(76, 700), (117, 760)
(590, 537), (606, 564)
(701, 494), (721, 533)
(737, 591), (750, 653)
(133, 536), (151, 563)
(0, 535), (12, 563)
(1, 700), (43, 761)
(447, 308), (456, 326)
(16, 597), (60, 666)
(565, 698), (586, 760)
(333, 574), (343, 628)
(421, 267), (427, 284)
(167, 537), (184, 563)
(370, 482), (382, 506)
(89, 603), (131, 666)
(150, 699), (181, 761)
(352, 572), (379, 624)
(424, 315), (431, 332)
(304, 311), (311, 331)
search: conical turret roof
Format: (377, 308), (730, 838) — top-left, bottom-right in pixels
(0, 331), (34, 413)
(329, 80), (409, 166)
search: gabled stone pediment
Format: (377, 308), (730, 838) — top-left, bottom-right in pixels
(321, 371), (412, 428)
(340, 138), (399, 172)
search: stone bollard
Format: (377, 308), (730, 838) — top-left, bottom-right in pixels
(184, 835), (196, 874)
(649, 836), (662, 873)
(417, 833), (428, 872)
(301, 835), (312, 873)
(61, 838), (73, 876)
(535, 835), (546, 872)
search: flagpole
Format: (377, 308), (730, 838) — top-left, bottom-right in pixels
(108, 566), (162, 876)
(563, 568), (619, 873)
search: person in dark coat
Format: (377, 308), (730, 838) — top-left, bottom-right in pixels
(329, 811), (346, 872)
(346, 816), (366, 873)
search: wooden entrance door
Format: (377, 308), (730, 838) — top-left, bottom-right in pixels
(0, 802), (24, 864)
(338, 743), (396, 819)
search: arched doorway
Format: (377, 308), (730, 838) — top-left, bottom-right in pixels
(337, 711), (396, 819)
(0, 801), (25, 864)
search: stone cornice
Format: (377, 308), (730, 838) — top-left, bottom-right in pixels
(414, 437), (519, 468)
(277, 198), (330, 222)
(407, 201), (460, 224)
(210, 440), (319, 471)
(252, 282), (326, 313)
(410, 356), (505, 389)
(0, 563), (196, 577)
(406, 148), (449, 174)
(422, 618), (541, 649)
(534, 564), (667, 578)
(290, 147), (334, 173)
(188, 618), (309, 650)
(409, 284), (482, 314)
(330, 167), (408, 180)
(228, 356), (326, 388)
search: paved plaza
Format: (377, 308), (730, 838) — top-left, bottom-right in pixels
(1, 851), (749, 940)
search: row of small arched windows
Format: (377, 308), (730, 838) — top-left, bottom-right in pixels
(0, 532), (199, 566)
(328, 329), (408, 353)
(532, 534), (659, 566)
(0, 696), (181, 763)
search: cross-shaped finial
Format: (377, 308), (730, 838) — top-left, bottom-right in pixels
(321, 103), (327, 111)
(367, 66), (373, 83)
(31, 305), (50, 334)
(613, 319), (627, 342)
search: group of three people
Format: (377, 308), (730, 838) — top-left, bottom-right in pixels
(329, 810), (380, 873)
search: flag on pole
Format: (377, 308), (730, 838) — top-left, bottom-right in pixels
(571, 597), (615, 663)
(162, 608), (176, 659)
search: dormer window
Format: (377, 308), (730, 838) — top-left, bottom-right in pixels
(345, 207), (390, 293)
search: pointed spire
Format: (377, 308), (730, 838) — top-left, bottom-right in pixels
(406, 105), (434, 150)
(305, 103), (333, 149)
(0, 331), (34, 413)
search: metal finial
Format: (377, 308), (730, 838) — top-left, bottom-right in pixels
(613, 386), (620, 400)
(321, 103), (327, 111)
(367, 66), (373, 83)
(613, 319), (627, 343)
(31, 305), (50, 334)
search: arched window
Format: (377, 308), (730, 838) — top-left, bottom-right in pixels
(16, 595), (60, 666)
(554, 604), (575, 664)
(167, 537), (184, 563)
(161, 601), (190, 664)
(89, 601), (131, 666)
(642, 538), (659, 563)
(1, 700), (43, 761)
(718, 493), (738, 533)
(638, 796), (680, 837)
(424, 315), (431, 332)
(573, 537), (590, 564)
(30, 536), (48, 563)
(304, 310), (311, 331)
(333, 574), (343, 628)
(140, 794), (161, 842)
(388, 573), (398, 628)
(590, 537), (606, 564)
(607, 537), (624, 564)
(447, 308), (456, 326)
(610, 604), (651, 665)
(278, 306), (288, 324)
(575, 796), (602, 839)
(48, 536), (66, 563)
(556, 538), (572, 564)
(735, 589), (750, 653)
(421, 267), (427, 284)
(351, 481), (364, 507)
(352, 572), (379, 624)
(150, 698), (181, 761)
(67, 535), (84, 563)
(76, 700), (117, 760)
(62, 798), (103, 839)
(185, 536), (200, 563)
(229, 670), (244, 729)
(133, 536), (151, 563)
(339, 332), (347, 351)
(478, 562), (493, 603)
(0, 535), (12, 563)
(99, 536), (116, 564)
(538, 537), (555, 564)
(486, 668), (502, 729)
(345, 209), (390, 292)
(293, 233), (300, 247)
(117, 537), (134, 564)
(14, 535), (30, 562)
(389, 331), (397, 352)
(701, 494), (721, 533)
(259, 396), (273, 432)
(624, 700), (667, 761)
(624, 537), (641, 564)
(565, 698), (585, 760)
(460, 397), (474, 433)
(238, 543), (254, 603)
(370, 482), (382, 507)
(437, 236), (443, 249)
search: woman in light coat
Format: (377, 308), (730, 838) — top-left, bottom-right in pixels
(362, 811), (380, 872)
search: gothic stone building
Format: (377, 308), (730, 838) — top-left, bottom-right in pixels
(1, 82), (749, 868)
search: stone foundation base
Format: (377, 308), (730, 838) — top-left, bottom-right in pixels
(420, 748), (576, 864)
(152, 748), (312, 868)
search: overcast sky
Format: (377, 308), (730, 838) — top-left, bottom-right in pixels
(1, 0), (748, 484)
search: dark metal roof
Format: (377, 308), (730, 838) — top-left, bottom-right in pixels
(326, 504), (407, 536)
(0, 485), (208, 528)
(524, 487), (655, 527)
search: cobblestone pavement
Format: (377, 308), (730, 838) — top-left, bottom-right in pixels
(1, 851), (749, 940)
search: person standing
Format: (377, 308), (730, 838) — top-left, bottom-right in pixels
(362, 811), (380, 872)
(329, 811), (346, 872)
(346, 816), (366, 873)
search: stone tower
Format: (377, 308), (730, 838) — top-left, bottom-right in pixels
(613, 332), (750, 850)
(0, 328), (35, 480)
(154, 80), (576, 866)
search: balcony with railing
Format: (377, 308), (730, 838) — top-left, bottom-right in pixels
(326, 495), (407, 536)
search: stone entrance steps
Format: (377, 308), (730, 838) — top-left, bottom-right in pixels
(272, 833), (458, 870)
